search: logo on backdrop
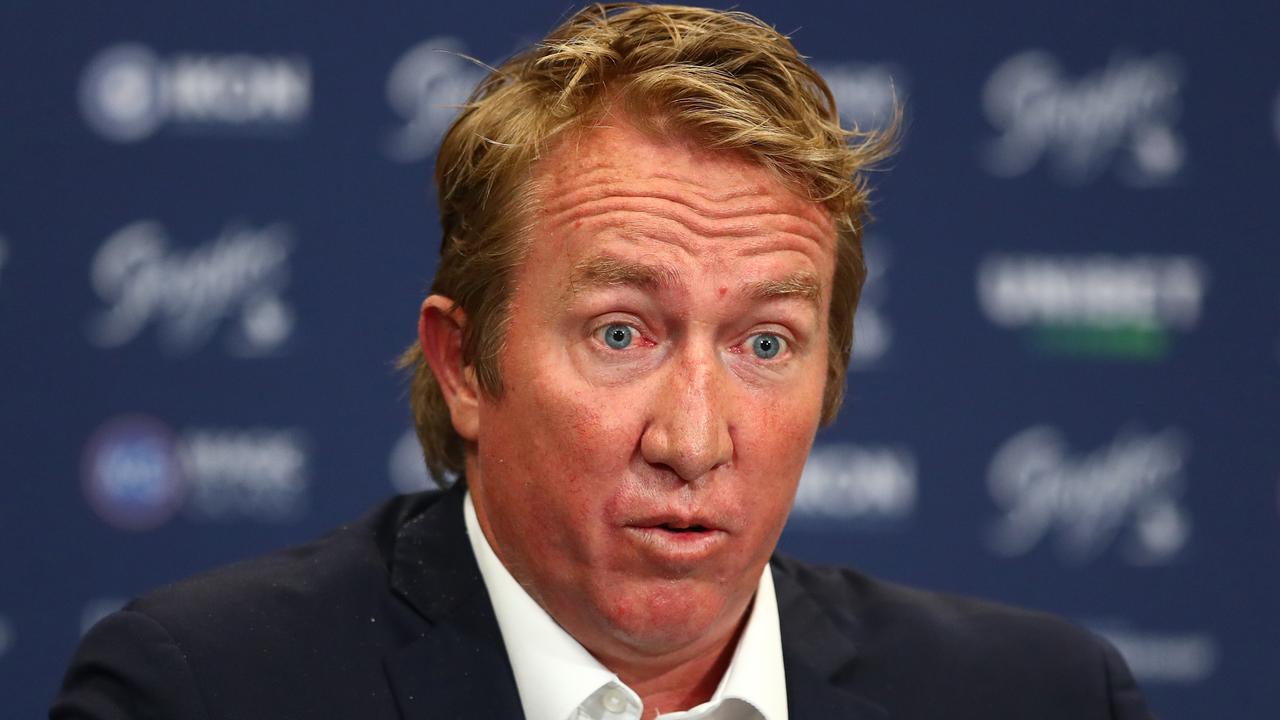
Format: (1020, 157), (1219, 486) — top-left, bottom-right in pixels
(0, 613), (12, 660)
(986, 425), (1191, 565)
(812, 61), (904, 131)
(1091, 622), (1218, 685)
(791, 442), (917, 525)
(81, 598), (127, 636)
(384, 37), (487, 162)
(977, 253), (1208, 359)
(79, 44), (310, 143)
(851, 235), (892, 368)
(82, 415), (185, 531)
(0, 234), (8, 290)
(982, 50), (1185, 186)
(82, 414), (310, 531)
(87, 220), (295, 356)
(1274, 84), (1280, 149)
(380, 46), (906, 160)
(389, 428), (457, 492)
(390, 428), (429, 493)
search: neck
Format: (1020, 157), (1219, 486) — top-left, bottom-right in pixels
(591, 601), (751, 719)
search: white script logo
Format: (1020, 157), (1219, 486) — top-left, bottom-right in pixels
(79, 43), (310, 143)
(813, 61), (904, 131)
(793, 443), (917, 523)
(384, 37), (486, 162)
(987, 425), (1190, 564)
(88, 220), (295, 356)
(983, 50), (1184, 185)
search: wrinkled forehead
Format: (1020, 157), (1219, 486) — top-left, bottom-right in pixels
(527, 113), (837, 239)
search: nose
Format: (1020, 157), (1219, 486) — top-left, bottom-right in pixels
(640, 345), (734, 482)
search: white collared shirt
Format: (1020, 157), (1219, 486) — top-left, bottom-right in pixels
(464, 491), (788, 720)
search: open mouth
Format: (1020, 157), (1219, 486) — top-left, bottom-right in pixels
(657, 523), (710, 533)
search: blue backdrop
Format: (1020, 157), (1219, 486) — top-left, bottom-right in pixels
(3, 1), (1278, 717)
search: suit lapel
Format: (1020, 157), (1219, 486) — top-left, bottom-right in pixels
(773, 561), (890, 720)
(380, 487), (889, 720)
(383, 481), (525, 719)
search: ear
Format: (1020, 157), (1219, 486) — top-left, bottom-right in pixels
(418, 295), (480, 441)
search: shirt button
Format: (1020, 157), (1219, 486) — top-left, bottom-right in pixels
(602, 688), (628, 714)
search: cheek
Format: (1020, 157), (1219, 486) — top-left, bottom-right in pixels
(733, 384), (822, 511)
(485, 357), (645, 481)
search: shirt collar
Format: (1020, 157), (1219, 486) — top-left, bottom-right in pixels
(464, 490), (787, 720)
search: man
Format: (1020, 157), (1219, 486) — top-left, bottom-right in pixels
(53, 4), (1153, 719)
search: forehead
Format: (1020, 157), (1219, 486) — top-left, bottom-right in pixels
(528, 117), (837, 256)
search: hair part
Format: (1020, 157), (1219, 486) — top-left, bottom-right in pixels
(400, 2), (899, 483)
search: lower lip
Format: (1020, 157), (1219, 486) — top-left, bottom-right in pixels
(623, 526), (727, 565)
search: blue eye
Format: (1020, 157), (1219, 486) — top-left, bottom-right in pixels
(601, 323), (633, 350)
(750, 333), (784, 359)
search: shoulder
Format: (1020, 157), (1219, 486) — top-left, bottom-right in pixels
(773, 553), (1097, 655)
(52, 490), (449, 719)
(771, 554), (1151, 719)
(129, 490), (441, 635)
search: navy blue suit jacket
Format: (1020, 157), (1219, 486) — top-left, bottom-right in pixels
(52, 482), (1153, 719)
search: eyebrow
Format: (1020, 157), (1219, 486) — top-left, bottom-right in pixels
(741, 273), (822, 307)
(566, 254), (822, 310)
(566, 255), (684, 298)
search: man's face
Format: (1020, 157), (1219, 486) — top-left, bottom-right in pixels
(467, 116), (835, 660)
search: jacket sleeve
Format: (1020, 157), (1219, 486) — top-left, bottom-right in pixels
(1098, 634), (1155, 720)
(49, 608), (209, 720)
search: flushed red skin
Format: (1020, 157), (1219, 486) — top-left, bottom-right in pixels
(422, 115), (836, 707)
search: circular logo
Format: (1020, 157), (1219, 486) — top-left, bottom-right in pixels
(79, 44), (164, 143)
(82, 415), (186, 531)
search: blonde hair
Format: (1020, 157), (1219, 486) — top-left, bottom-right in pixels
(401, 2), (898, 482)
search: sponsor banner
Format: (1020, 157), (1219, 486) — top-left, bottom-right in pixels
(791, 442), (918, 526)
(87, 220), (296, 356)
(977, 253), (1208, 359)
(384, 37), (486, 162)
(79, 44), (310, 143)
(82, 414), (310, 531)
(80, 597), (128, 636)
(1091, 622), (1218, 686)
(982, 50), (1185, 186)
(986, 425), (1191, 565)
(851, 235), (891, 368)
(812, 60), (905, 131)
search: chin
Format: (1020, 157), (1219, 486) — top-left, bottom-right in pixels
(597, 579), (738, 655)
